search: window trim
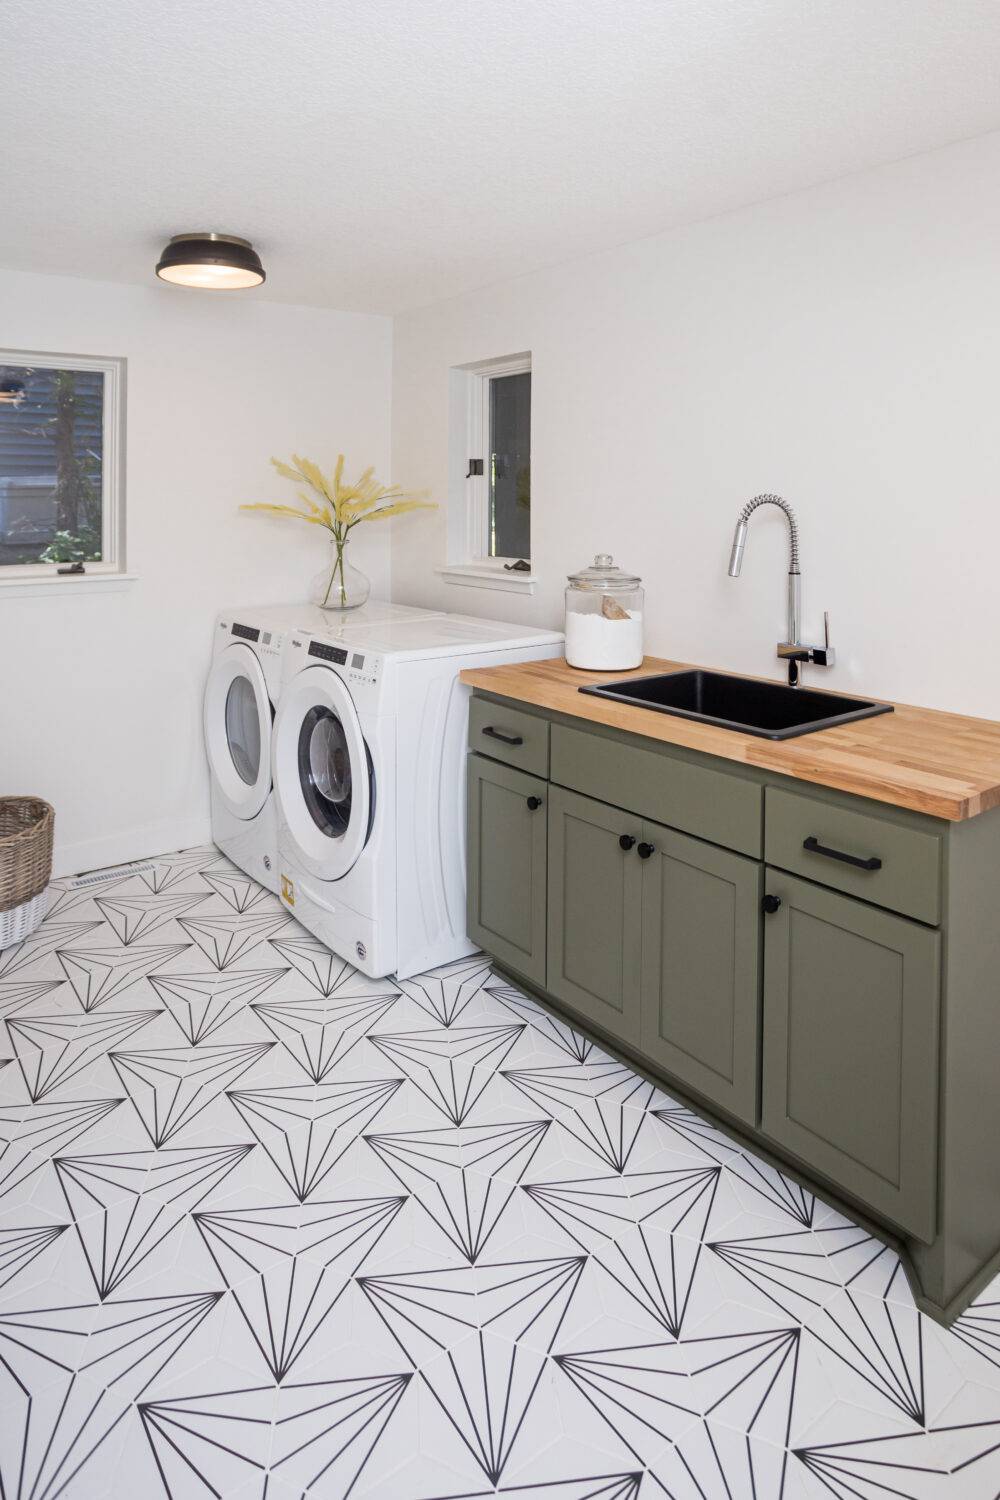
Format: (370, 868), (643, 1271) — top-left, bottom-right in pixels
(0, 348), (127, 586)
(443, 352), (533, 592)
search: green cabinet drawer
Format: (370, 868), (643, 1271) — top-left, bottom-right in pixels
(467, 754), (548, 987)
(469, 697), (550, 777)
(766, 787), (942, 924)
(551, 723), (762, 857)
(761, 871), (940, 1242)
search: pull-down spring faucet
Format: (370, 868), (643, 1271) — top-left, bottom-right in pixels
(727, 494), (834, 687)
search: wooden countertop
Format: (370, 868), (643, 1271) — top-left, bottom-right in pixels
(460, 656), (1000, 822)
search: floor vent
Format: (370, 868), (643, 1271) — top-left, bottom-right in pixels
(67, 861), (156, 888)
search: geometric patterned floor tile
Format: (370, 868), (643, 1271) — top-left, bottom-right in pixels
(251, 987), (400, 1082)
(149, 967), (290, 1045)
(0, 977), (67, 1020)
(359, 1256), (587, 1484)
(0, 1219), (69, 1291)
(270, 934), (375, 997)
(0, 1096), (125, 1202)
(109, 1041), (275, 1145)
(709, 1226), (926, 1423)
(7, 1008), (162, 1100)
(194, 1193), (406, 1379)
(489, 982), (595, 1062)
(54, 1142), (254, 1297)
(524, 1165), (720, 1337)
(395, 954), (496, 1027)
(364, 1118), (551, 1261)
(139, 1372), (412, 1497)
(3, 843), (1000, 1499)
(556, 1326), (801, 1497)
(0, 919), (103, 978)
(95, 893), (210, 946)
(0, 1290), (222, 1500)
(56, 942), (191, 1010)
(226, 1077), (404, 1201)
(368, 1022), (526, 1124)
(653, 1104), (816, 1227)
(177, 912), (292, 970)
(501, 1062), (657, 1173)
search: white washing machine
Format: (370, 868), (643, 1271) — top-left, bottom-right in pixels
(203, 600), (444, 892)
(273, 613), (564, 978)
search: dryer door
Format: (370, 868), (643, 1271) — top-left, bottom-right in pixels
(204, 642), (272, 820)
(274, 664), (373, 880)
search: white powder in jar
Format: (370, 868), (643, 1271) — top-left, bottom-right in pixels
(565, 610), (643, 670)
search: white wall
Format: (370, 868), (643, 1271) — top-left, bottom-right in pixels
(391, 130), (1000, 721)
(1, 269), (392, 875)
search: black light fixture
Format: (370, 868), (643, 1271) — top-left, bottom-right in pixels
(155, 232), (265, 290)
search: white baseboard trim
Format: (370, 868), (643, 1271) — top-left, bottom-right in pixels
(52, 817), (215, 880)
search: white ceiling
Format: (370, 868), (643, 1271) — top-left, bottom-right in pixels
(5, 0), (1000, 314)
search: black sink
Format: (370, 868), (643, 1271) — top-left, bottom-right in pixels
(580, 669), (893, 740)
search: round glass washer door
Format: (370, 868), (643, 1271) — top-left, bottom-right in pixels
(273, 664), (372, 880)
(203, 642), (272, 820)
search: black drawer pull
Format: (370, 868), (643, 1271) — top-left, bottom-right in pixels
(482, 726), (524, 747)
(803, 835), (882, 872)
(526, 795), (543, 811)
(637, 842), (655, 860)
(619, 834), (636, 851)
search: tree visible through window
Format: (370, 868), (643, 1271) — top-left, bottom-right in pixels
(0, 354), (122, 573)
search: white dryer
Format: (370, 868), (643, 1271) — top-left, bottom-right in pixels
(273, 613), (564, 978)
(203, 600), (443, 892)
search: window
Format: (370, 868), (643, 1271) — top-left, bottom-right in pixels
(0, 350), (125, 581)
(441, 353), (534, 594)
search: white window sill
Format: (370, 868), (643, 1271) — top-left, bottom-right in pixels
(436, 563), (537, 596)
(0, 572), (138, 598)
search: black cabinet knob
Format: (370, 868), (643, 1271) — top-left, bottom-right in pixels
(526, 795), (543, 811)
(637, 842), (655, 860)
(619, 834), (636, 851)
(761, 894), (782, 915)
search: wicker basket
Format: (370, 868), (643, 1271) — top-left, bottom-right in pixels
(0, 797), (54, 948)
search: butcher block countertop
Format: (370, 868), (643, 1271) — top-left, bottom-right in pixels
(460, 655), (1000, 822)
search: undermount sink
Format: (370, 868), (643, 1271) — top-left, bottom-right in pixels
(579, 669), (893, 740)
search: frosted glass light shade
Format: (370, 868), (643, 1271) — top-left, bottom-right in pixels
(156, 233), (265, 289)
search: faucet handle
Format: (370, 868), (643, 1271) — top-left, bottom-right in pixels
(813, 612), (835, 667)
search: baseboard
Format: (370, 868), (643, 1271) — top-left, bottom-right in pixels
(52, 817), (214, 879)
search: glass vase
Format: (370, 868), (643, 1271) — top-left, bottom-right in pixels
(310, 539), (371, 612)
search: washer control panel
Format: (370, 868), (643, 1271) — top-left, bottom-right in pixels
(221, 620), (284, 656)
(306, 639), (380, 686)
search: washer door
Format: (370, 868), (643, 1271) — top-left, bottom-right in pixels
(204, 642), (272, 820)
(274, 664), (372, 879)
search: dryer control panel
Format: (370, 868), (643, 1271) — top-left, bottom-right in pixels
(219, 620), (284, 657)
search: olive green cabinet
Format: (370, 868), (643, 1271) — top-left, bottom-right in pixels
(546, 785), (642, 1045)
(761, 871), (940, 1242)
(467, 753), (547, 987)
(467, 691), (1000, 1323)
(640, 825), (762, 1125)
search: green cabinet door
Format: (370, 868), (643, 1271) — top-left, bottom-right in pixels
(467, 753), (548, 987)
(761, 870), (940, 1242)
(639, 822), (762, 1126)
(547, 785), (642, 1045)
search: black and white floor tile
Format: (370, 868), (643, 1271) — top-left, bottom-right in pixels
(1, 845), (999, 1497)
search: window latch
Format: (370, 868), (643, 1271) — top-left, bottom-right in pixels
(465, 459), (484, 478)
(56, 562), (86, 575)
(503, 559), (531, 573)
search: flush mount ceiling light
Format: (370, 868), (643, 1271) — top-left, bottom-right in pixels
(155, 232), (265, 290)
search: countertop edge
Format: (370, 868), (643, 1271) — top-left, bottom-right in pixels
(460, 658), (1000, 822)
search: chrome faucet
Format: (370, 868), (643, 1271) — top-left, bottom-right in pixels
(727, 493), (835, 687)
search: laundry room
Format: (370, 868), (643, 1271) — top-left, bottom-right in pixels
(3, 4), (1000, 1497)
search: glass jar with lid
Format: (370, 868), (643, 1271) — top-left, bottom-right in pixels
(564, 553), (644, 670)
